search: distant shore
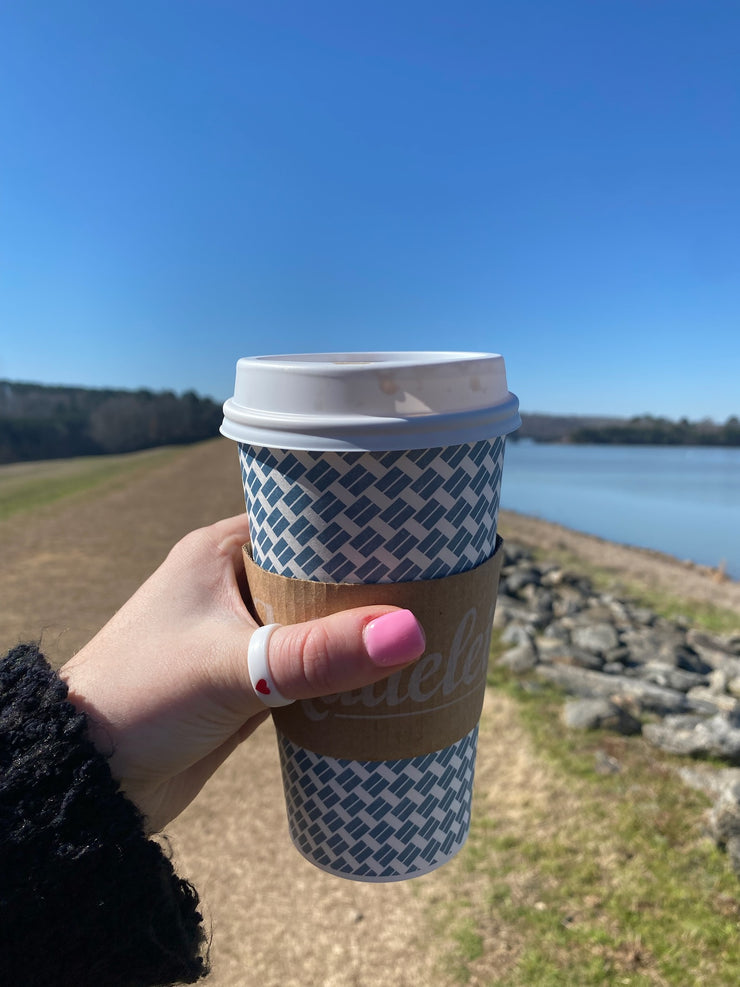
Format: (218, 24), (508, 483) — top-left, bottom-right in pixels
(515, 411), (740, 446)
(498, 508), (740, 614)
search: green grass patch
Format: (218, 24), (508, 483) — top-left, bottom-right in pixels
(0, 446), (182, 520)
(432, 657), (740, 985)
(431, 897), (487, 984)
(615, 582), (740, 636)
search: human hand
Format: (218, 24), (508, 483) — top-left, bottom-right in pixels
(60, 515), (426, 832)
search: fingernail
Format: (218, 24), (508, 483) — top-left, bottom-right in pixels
(364, 610), (426, 667)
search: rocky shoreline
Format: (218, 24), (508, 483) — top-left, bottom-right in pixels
(494, 540), (740, 874)
(498, 509), (740, 613)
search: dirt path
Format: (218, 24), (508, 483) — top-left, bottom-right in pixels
(167, 689), (530, 987)
(0, 440), (459, 985)
(3, 439), (738, 985)
(0, 441), (245, 660)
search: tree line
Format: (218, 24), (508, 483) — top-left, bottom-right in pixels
(511, 412), (740, 446)
(568, 414), (740, 447)
(514, 413), (620, 443)
(0, 381), (224, 464)
(2, 384), (737, 462)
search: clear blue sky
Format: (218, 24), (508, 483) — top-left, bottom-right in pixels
(1, 1), (739, 420)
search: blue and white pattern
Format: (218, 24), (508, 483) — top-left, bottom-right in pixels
(239, 438), (504, 881)
(239, 439), (504, 583)
(278, 727), (479, 882)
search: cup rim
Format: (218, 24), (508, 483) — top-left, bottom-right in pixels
(221, 351), (521, 450)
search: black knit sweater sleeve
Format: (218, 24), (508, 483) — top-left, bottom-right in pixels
(0, 643), (209, 987)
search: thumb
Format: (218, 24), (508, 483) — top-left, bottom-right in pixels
(261, 607), (426, 702)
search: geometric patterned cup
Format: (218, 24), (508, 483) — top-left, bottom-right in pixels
(239, 442), (504, 584)
(221, 353), (520, 881)
(239, 439), (503, 880)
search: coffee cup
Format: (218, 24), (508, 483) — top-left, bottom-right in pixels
(221, 351), (520, 881)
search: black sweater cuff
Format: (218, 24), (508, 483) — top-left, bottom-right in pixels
(0, 643), (208, 987)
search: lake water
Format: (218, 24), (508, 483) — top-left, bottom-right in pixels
(500, 442), (740, 580)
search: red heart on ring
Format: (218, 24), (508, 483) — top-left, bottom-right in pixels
(255, 679), (271, 696)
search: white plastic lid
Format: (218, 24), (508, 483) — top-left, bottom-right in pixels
(220, 351), (520, 451)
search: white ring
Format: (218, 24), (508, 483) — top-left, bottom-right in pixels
(247, 623), (294, 708)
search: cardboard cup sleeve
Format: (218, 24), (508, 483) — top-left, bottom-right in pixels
(243, 537), (504, 761)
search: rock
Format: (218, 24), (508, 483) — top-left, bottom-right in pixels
(494, 547), (740, 781)
(686, 687), (740, 715)
(604, 645), (631, 665)
(502, 542), (529, 566)
(642, 715), (709, 754)
(615, 678), (694, 715)
(552, 587), (586, 618)
(521, 583), (554, 614)
(680, 774), (740, 876)
(582, 602), (619, 623)
(504, 567), (540, 595)
(535, 636), (571, 660)
(548, 646), (605, 671)
(722, 837), (740, 877)
(686, 630), (740, 675)
(674, 646), (714, 676)
(541, 566), (590, 590)
(709, 781), (740, 876)
(709, 669), (731, 694)
(644, 713), (740, 762)
(621, 628), (689, 667)
(569, 575), (596, 596)
(556, 616), (577, 632)
(678, 765), (740, 798)
(728, 634), (740, 656)
(638, 661), (708, 693)
(601, 596), (632, 625)
(680, 772), (740, 877)
(540, 568), (566, 587)
(541, 620), (571, 643)
(654, 615), (684, 634)
(500, 623), (535, 648)
(626, 604), (655, 626)
(571, 622), (619, 656)
(562, 698), (641, 735)
(535, 665), (690, 715)
(602, 661), (626, 675)
(594, 750), (622, 774)
(687, 628), (736, 656)
(497, 642), (538, 673)
(493, 597), (533, 627)
(530, 612), (554, 632)
(710, 654), (740, 679)
(563, 698), (611, 729)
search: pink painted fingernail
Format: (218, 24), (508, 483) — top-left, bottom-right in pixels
(364, 610), (426, 667)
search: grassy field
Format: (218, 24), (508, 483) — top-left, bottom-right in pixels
(3, 441), (740, 986)
(0, 446), (181, 521)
